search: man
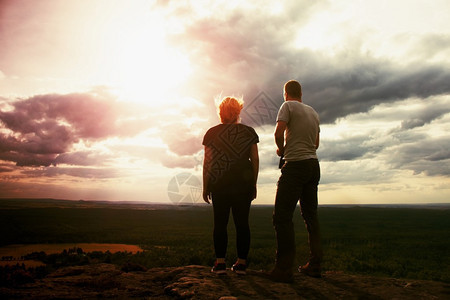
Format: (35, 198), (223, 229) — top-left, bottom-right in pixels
(270, 80), (322, 283)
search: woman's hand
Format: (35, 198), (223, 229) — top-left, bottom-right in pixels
(203, 190), (211, 204)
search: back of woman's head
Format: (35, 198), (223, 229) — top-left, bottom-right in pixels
(218, 97), (244, 124)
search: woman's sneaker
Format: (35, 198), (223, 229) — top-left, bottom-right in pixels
(298, 262), (321, 278)
(211, 262), (226, 275)
(231, 263), (247, 275)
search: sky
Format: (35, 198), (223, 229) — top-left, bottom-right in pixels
(0, 0), (449, 205)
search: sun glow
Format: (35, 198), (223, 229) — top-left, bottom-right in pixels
(294, 9), (346, 52)
(84, 2), (192, 106)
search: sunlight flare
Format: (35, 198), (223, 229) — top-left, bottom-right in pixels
(86, 2), (193, 106)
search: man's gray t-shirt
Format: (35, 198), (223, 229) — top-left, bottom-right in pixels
(276, 101), (320, 161)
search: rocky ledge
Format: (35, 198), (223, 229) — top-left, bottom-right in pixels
(1, 263), (449, 299)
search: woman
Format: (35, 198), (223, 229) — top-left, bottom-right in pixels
(202, 96), (259, 275)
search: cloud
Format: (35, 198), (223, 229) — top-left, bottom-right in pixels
(0, 150), (56, 167)
(319, 159), (391, 185)
(316, 96), (450, 164)
(161, 152), (199, 169)
(152, 98), (211, 168)
(414, 34), (450, 61)
(161, 125), (203, 156)
(1, 93), (121, 137)
(0, 91), (145, 167)
(159, 1), (450, 127)
(399, 98), (450, 130)
(0, 89), (211, 171)
(319, 135), (373, 161)
(265, 53), (450, 125)
(388, 136), (450, 176)
(0, 162), (14, 173)
(315, 94), (450, 184)
(52, 151), (113, 167)
(21, 166), (121, 179)
(162, 1), (323, 112)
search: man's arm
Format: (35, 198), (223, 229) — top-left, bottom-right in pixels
(315, 132), (320, 149)
(274, 120), (287, 157)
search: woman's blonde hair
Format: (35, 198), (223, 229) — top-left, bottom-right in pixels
(218, 96), (244, 124)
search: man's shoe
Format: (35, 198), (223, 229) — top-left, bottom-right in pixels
(231, 262), (247, 275)
(268, 267), (294, 283)
(298, 262), (321, 278)
(211, 262), (227, 275)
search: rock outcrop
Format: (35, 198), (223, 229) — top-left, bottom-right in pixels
(1, 263), (449, 299)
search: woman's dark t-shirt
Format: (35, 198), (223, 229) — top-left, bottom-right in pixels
(203, 124), (259, 194)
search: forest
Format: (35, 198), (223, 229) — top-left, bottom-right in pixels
(1, 199), (449, 285)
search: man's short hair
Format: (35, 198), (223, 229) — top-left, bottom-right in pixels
(284, 80), (302, 98)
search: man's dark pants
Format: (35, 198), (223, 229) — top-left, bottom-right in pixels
(273, 158), (322, 272)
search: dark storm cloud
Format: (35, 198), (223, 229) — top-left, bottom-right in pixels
(1, 93), (121, 138)
(307, 64), (450, 124)
(388, 136), (450, 176)
(0, 150), (56, 167)
(318, 135), (374, 161)
(0, 163), (14, 173)
(154, 1), (450, 178)
(0, 92), (143, 167)
(163, 2), (450, 126)
(400, 99), (450, 130)
(164, 1), (324, 119)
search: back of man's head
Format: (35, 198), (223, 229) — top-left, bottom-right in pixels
(284, 80), (302, 99)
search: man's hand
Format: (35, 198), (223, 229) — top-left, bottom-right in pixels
(274, 121), (287, 157)
(202, 190), (211, 204)
(276, 147), (284, 157)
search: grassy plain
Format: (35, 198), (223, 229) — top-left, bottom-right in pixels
(0, 199), (449, 282)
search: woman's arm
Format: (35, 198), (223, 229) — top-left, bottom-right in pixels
(249, 143), (259, 199)
(202, 146), (212, 204)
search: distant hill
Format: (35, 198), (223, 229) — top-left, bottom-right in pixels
(0, 198), (201, 210)
(2, 197), (449, 210)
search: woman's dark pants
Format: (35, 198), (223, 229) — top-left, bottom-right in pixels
(212, 191), (252, 260)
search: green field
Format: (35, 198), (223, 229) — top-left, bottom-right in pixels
(1, 199), (449, 283)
